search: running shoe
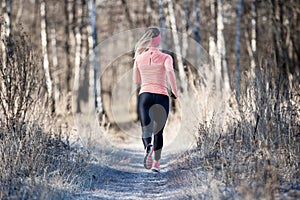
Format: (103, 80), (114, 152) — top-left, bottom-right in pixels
(151, 160), (160, 172)
(144, 145), (154, 169)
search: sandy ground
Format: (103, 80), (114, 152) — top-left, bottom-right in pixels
(70, 112), (203, 199)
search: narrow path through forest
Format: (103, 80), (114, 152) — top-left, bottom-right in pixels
(72, 113), (205, 199)
(75, 138), (198, 199)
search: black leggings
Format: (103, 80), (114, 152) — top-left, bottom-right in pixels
(138, 92), (169, 160)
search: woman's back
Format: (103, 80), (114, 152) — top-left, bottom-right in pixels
(134, 47), (173, 96)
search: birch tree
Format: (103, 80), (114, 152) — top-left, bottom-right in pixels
(64, 0), (76, 111)
(0, 0), (12, 116)
(168, 0), (187, 93)
(271, 0), (292, 88)
(88, 0), (104, 116)
(1, 0), (11, 38)
(278, 0), (292, 89)
(40, 0), (54, 111)
(235, 0), (242, 104)
(193, 0), (202, 68)
(1, 0), (11, 66)
(181, 0), (191, 59)
(216, 0), (230, 93)
(250, 0), (258, 80)
(15, 0), (24, 25)
(209, 0), (221, 92)
(145, 0), (152, 26)
(244, 0), (259, 111)
(159, 0), (166, 50)
(73, 1), (83, 113)
(81, 0), (88, 69)
(121, 0), (133, 27)
(50, 23), (60, 106)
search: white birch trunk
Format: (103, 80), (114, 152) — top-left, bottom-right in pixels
(64, 0), (75, 111)
(181, 0), (190, 59)
(1, 0), (11, 67)
(250, 0), (257, 80)
(88, 0), (104, 115)
(88, 0), (95, 111)
(210, 0), (221, 92)
(193, 0), (202, 69)
(168, 0), (187, 93)
(245, 0), (258, 107)
(217, 0), (230, 93)
(73, 2), (83, 113)
(2, 0), (11, 37)
(40, 0), (53, 101)
(51, 24), (60, 104)
(81, 1), (88, 67)
(0, 0), (11, 112)
(235, 0), (242, 104)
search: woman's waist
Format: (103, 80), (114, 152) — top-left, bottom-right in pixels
(139, 84), (169, 96)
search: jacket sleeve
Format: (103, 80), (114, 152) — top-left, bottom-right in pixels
(133, 60), (141, 84)
(164, 55), (178, 98)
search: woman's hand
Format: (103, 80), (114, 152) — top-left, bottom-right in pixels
(171, 92), (177, 99)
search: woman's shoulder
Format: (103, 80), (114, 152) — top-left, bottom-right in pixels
(159, 50), (173, 60)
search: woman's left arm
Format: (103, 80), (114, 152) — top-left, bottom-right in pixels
(133, 60), (141, 84)
(165, 55), (178, 98)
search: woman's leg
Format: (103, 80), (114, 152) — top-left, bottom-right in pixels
(152, 94), (169, 161)
(138, 93), (154, 149)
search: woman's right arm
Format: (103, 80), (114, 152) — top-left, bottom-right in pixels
(133, 60), (141, 84)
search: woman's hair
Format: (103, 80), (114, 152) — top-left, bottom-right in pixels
(134, 27), (160, 58)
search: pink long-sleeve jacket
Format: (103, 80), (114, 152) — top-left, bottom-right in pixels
(133, 47), (178, 98)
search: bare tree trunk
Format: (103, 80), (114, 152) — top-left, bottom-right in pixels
(216, 0), (230, 93)
(193, 0), (202, 68)
(15, 0), (24, 25)
(73, 1), (83, 113)
(88, 0), (103, 114)
(235, 0), (242, 104)
(145, 0), (152, 26)
(40, 0), (54, 112)
(89, 0), (107, 125)
(247, 0), (259, 114)
(278, 0), (292, 89)
(271, 0), (293, 92)
(64, 0), (75, 112)
(289, 2), (300, 78)
(250, 0), (258, 80)
(50, 24), (60, 107)
(0, 0), (11, 117)
(1, 0), (11, 64)
(1, 0), (11, 37)
(168, 0), (187, 93)
(121, 0), (133, 28)
(271, 0), (280, 71)
(181, 0), (190, 59)
(159, 0), (166, 50)
(81, 0), (88, 65)
(210, 0), (221, 92)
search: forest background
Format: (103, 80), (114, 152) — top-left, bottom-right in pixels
(0, 0), (299, 199)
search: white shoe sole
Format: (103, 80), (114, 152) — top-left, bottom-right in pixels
(143, 146), (153, 169)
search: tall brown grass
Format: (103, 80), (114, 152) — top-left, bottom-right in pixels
(0, 26), (89, 199)
(185, 66), (300, 199)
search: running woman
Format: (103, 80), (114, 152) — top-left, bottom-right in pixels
(133, 27), (178, 172)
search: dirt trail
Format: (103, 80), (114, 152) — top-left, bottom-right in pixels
(72, 113), (200, 199)
(74, 134), (196, 199)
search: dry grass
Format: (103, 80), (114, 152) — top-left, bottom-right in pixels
(0, 27), (90, 199)
(185, 67), (300, 199)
